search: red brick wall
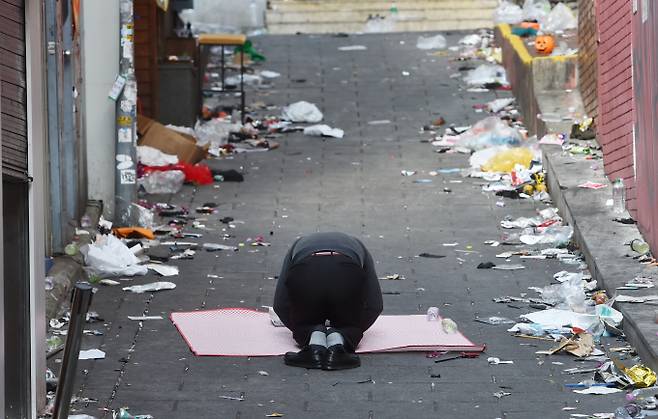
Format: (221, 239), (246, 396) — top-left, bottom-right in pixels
(578, 0), (597, 124)
(596, 0), (636, 215)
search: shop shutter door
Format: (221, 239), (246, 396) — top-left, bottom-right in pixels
(1, 0), (28, 180)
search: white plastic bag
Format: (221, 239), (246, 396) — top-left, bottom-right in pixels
(540, 3), (577, 33)
(81, 235), (147, 277)
(455, 117), (523, 150)
(303, 124), (344, 139)
(136, 145), (178, 167)
(493, 0), (523, 24)
(194, 118), (241, 146)
(522, 0), (551, 21)
(463, 64), (509, 86)
(140, 170), (185, 194)
(416, 34), (447, 50)
(281, 101), (323, 123)
(123, 281), (176, 294)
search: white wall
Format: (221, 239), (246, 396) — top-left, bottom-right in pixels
(81, 0), (120, 219)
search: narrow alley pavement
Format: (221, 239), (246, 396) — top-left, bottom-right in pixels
(69, 33), (628, 418)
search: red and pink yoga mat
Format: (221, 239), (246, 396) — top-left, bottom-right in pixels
(170, 308), (484, 356)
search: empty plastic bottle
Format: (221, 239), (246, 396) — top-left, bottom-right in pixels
(441, 318), (458, 333)
(613, 178), (626, 213)
(426, 307), (439, 321)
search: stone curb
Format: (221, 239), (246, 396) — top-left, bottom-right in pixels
(45, 200), (102, 323)
(543, 145), (658, 370)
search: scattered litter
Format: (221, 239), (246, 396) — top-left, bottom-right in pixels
(416, 34), (447, 50)
(488, 357), (514, 365)
(281, 101), (323, 123)
(100, 279), (121, 286)
(493, 390), (512, 398)
(368, 120), (391, 125)
(338, 45), (367, 51)
(79, 349), (106, 360)
(203, 243), (239, 252)
(258, 370), (270, 376)
(441, 318), (458, 333)
(477, 262), (496, 269)
(401, 170), (416, 176)
(219, 395), (245, 401)
(80, 235), (148, 277)
(145, 264), (179, 277)
(578, 181), (607, 190)
(573, 386), (622, 395)
(127, 315), (163, 321)
(418, 253), (445, 259)
(492, 264), (525, 271)
(122, 281), (176, 294)
(303, 124), (344, 139)
(379, 274), (405, 280)
(475, 316), (515, 325)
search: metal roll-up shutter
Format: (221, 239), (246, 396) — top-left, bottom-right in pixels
(1, 0), (28, 181)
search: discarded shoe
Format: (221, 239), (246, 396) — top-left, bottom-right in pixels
(323, 344), (361, 371)
(284, 345), (326, 369)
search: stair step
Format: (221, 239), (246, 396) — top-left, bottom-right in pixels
(268, 7), (494, 24)
(267, 19), (493, 34)
(269, 0), (497, 12)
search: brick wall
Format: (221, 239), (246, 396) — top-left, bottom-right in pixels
(596, 0), (636, 214)
(578, 0), (597, 123)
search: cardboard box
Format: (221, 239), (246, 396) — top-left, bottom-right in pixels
(137, 115), (208, 164)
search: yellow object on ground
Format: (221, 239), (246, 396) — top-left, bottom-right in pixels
(482, 147), (534, 172)
(113, 227), (155, 240)
(625, 365), (657, 388)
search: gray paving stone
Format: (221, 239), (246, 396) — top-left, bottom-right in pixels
(63, 32), (633, 419)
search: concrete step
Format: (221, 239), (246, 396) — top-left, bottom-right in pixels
(267, 19), (493, 34)
(270, 0), (497, 12)
(268, 6), (495, 24)
(267, 0), (495, 33)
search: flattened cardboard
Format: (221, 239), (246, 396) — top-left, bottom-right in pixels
(137, 115), (208, 164)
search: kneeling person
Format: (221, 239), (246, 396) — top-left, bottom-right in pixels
(273, 232), (383, 370)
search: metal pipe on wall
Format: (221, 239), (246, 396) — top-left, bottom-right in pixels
(114, 0), (138, 226)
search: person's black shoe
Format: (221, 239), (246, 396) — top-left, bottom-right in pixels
(284, 345), (326, 369)
(323, 344), (361, 370)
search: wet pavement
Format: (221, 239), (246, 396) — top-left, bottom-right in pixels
(65, 32), (630, 418)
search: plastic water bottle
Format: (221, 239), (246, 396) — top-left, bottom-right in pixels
(426, 307), (439, 321)
(613, 178), (626, 213)
(441, 318), (458, 333)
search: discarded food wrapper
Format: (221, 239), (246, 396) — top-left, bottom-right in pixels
(578, 181), (607, 190)
(281, 101), (323, 123)
(203, 243), (238, 252)
(624, 365), (657, 388)
(401, 170), (416, 176)
(127, 315), (163, 321)
(145, 264), (179, 277)
(303, 124), (344, 139)
(487, 357), (514, 365)
(379, 274), (405, 280)
(573, 386), (622, 395)
(547, 333), (595, 357)
(79, 349), (106, 360)
(475, 316), (515, 325)
(122, 281), (176, 294)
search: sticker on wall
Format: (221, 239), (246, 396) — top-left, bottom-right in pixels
(120, 169), (136, 185)
(117, 115), (132, 127)
(116, 154), (133, 170)
(123, 40), (133, 60)
(120, 100), (133, 113)
(108, 75), (126, 101)
(124, 81), (137, 103)
(118, 128), (132, 143)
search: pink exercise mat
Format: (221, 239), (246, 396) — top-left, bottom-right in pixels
(170, 308), (485, 356)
